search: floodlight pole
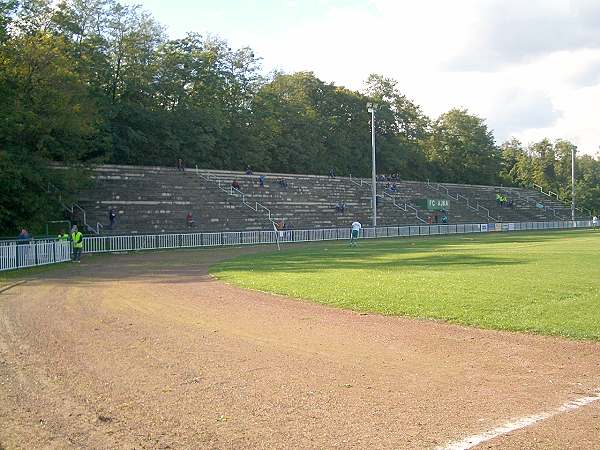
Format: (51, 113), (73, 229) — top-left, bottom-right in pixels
(571, 146), (576, 222)
(368, 103), (377, 227)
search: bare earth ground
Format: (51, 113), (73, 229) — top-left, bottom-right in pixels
(1, 247), (599, 449)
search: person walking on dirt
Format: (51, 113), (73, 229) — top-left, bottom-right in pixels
(71, 225), (83, 263)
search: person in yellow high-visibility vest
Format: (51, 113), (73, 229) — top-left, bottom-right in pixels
(57, 230), (69, 241)
(71, 225), (83, 263)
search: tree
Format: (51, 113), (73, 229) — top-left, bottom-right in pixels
(0, 2), (102, 234)
(427, 109), (500, 185)
(362, 74), (431, 179)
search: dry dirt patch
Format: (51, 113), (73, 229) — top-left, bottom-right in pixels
(1, 248), (599, 449)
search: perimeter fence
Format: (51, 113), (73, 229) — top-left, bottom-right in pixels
(0, 240), (71, 272)
(0, 220), (592, 272)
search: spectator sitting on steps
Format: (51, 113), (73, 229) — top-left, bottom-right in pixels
(335, 202), (345, 213)
(231, 180), (241, 191)
(328, 167), (336, 178)
(245, 165), (253, 175)
(176, 158), (184, 172)
(108, 208), (117, 229)
(186, 212), (195, 228)
(258, 175), (265, 187)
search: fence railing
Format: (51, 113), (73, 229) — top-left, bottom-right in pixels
(425, 180), (498, 221)
(0, 241), (71, 271)
(194, 166), (276, 224)
(81, 220), (590, 254)
(47, 183), (103, 235)
(349, 176), (426, 223)
(1, 221), (592, 272)
(508, 186), (565, 219)
(530, 184), (591, 217)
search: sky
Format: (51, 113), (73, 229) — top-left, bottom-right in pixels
(122, 0), (600, 155)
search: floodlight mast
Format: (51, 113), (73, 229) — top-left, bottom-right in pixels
(367, 102), (377, 227)
(571, 146), (576, 221)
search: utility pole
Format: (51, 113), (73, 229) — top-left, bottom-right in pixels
(367, 103), (377, 227)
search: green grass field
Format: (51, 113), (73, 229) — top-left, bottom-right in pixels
(210, 230), (600, 340)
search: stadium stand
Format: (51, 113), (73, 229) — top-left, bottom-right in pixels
(74, 165), (586, 234)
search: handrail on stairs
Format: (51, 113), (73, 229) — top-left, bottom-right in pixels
(195, 166), (276, 225)
(47, 183), (102, 235)
(350, 175), (426, 223)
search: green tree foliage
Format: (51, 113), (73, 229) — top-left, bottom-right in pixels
(427, 109), (500, 185)
(500, 138), (600, 215)
(363, 74), (431, 180)
(0, 0), (99, 235)
(1, 0), (599, 235)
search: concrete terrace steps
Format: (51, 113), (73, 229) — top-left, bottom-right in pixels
(72, 164), (586, 235)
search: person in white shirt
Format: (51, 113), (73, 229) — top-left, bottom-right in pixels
(350, 220), (362, 246)
(593, 215), (598, 229)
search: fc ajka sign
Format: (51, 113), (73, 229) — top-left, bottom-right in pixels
(414, 199), (450, 211)
(426, 199), (449, 211)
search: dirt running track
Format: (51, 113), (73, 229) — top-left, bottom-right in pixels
(1, 247), (600, 449)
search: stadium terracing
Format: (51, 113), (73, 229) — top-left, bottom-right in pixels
(73, 165), (584, 235)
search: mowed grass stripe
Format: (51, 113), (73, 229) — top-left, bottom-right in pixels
(210, 230), (600, 340)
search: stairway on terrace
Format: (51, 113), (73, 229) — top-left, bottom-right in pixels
(77, 165), (273, 234)
(195, 169), (426, 228)
(506, 187), (586, 220)
(432, 182), (582, 222)
(343, 178), (491, 224)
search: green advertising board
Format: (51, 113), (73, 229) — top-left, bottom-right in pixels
(414, 199), (449, 211)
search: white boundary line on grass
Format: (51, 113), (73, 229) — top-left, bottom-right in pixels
(438, 391), (600, 450)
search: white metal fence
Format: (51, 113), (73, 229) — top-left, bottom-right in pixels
(0, 241), (71, 271)
(82, 220), (591, 253)
(0, 220), (592, 272)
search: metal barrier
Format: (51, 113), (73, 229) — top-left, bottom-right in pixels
(81, 220), (590, 254)
(1, 220), (592, 271)
(0, 241), (71, 271)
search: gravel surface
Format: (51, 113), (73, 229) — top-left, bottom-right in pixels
(1, 247), (599, 449)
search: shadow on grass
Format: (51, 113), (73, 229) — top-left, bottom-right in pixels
(4, 230), (587, 285)
(215, 251), (524, 274)
(212, 230), (592, 275)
